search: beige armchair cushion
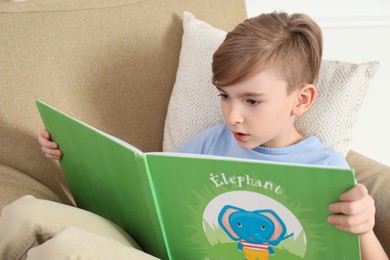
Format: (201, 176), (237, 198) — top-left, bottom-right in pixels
(347, 151), (390, 255)
(0, 196), (140, 260)
(27, 226), (158, 260)
(0, 164), (62, 210)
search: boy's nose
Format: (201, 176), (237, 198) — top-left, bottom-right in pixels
(227, 105), (244, 125)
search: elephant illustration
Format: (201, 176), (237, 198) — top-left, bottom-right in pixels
(218, 205), (293, 260)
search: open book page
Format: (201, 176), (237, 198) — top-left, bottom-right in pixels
(145, 153), (359, 260)
(36, 100), (168, 259)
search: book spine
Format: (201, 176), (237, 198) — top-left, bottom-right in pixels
(136, 154), (171, 260)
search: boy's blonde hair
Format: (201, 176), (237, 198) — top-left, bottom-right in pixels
(212, 12), (322, 94)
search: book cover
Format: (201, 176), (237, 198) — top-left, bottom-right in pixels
(36, 100), (360, 260)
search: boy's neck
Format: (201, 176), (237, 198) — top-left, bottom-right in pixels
(261, 127), (304, 148)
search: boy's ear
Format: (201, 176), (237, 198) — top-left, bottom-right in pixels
(292, 84), (317, 116)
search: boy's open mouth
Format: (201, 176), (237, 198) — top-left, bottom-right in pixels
(233, 132), (250, 142)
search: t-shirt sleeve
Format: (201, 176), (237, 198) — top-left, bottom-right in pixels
(174, 124), (223, 154)
(327, 152), (350, 169)
(174, 133), (205, 154)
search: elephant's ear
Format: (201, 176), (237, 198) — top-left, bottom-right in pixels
(260, 210), (286, 242)
(218, 205), (241, 240)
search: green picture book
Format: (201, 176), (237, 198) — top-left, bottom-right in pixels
(36, 100), (360, 260)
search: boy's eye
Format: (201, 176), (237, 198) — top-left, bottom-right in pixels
(218, 93), (229, 100)
(247, 99), (261, 105)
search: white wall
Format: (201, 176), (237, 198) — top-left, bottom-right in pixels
(246, 0), (390, 166)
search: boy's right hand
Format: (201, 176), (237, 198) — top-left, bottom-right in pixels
(38, 128), (62, 160)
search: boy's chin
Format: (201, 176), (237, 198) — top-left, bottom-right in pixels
(236, 142), (258, 150)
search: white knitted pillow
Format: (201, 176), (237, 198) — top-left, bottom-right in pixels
(163, 12), (379, 156)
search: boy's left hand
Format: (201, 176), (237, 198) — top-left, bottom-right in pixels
(327, 183), (375, 235)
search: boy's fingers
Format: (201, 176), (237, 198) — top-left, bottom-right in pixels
(40, 128), (50, 139)
(45, 154), (61, 160)
(328, 214), (375, 234)
(328, 195), (374, 215)
(334, 221), (374, 234)
(328, 209), (374, 227)
(39, 128), (62, 160)
(339, 183), (368, 202)
(328, 200), (360, 215)
(38, 136), (47, 146)
(38, 135), (58, 149)
(328, 184), (370, 214)
(328, 184), (375, 235)
(42, 147), (62, 159)
(41, 146), (55, 155)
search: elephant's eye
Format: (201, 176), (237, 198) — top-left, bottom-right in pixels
(237, 222), (242, 228)
(260, 225), (266, 230)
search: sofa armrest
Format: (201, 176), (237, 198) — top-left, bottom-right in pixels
(346, 150), (390, 256)
(0, 164), (62, 210)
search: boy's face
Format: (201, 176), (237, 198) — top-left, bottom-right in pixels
(217, 69), (301, 149)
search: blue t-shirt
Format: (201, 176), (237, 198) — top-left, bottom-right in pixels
(175, 124), (349, 168)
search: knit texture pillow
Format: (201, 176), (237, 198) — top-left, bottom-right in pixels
(163, 12), (379, 156)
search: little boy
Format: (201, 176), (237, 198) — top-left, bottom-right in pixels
(40, 12), (387, 259)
